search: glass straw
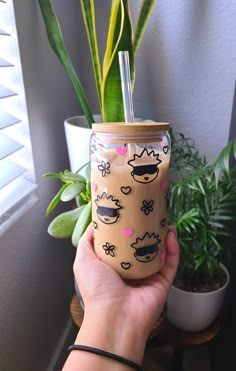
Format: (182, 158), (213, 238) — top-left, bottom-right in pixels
(118, 51), (134, 123)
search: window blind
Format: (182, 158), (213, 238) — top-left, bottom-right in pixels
(0, 0), (37, 233)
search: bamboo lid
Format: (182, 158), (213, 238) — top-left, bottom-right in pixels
(92, 122), (170, 133)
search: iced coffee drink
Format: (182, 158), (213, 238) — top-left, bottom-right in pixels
(90, 122), (170, 279)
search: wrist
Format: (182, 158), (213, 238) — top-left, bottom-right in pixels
(75, 306), (147, 366)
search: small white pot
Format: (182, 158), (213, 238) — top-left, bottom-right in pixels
(64, 115), (144, 172)
(64, 115), (101, 172)
(167, 264), (230, 332)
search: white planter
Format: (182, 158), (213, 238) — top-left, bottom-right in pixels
(167, 264), (230, 332)
(64, 115), (144, 172)
(64, 115), (101, 173)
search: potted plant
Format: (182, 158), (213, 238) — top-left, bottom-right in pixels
(167, 132), (236, 331)
(38, 0), (156, 171)
(38, 0), (157, 245)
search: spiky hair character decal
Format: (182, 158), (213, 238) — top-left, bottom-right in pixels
(131, 232), (161, 263)
(95, 192), (122, 224)
(127, 148), (162, 183)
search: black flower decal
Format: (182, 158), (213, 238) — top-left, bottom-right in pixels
(103, 242), (115, 257)
(98, 160), (111, 177)
(141, 200), (154, 215)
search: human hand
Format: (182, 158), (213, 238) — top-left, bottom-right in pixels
(64, 225), (179, 370)
(74, 224), (179, 338)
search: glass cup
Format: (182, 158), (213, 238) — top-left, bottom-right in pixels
(90, 122), (171, 279)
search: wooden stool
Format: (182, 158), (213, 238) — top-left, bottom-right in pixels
(147, 318), (220, 371)
(70, 294), (220, 371)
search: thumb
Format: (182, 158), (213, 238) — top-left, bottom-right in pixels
(74, 223), (96, 275)
(159, 228), (179, 286)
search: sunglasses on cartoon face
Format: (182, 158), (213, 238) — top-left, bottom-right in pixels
(134, 244), (158, 262)
(133, 164), (157, 176)
(131, 164), (159, 183)
(97, 206), (119, 224)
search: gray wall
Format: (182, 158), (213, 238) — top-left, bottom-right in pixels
(0, 1), (235, 370)
(131, 0), (236, 160)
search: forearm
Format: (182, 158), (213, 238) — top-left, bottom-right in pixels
(63, 307), (147, 371)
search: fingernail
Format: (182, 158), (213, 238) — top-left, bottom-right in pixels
(169, 229), (177, 238)
(172, 227), (177, 238)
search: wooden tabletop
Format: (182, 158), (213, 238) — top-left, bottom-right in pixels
(70, 294), (220, 350)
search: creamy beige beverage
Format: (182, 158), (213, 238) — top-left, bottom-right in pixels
(90, 122), (170, 279)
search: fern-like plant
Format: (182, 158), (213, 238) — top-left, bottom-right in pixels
(169, 133), (236, 291)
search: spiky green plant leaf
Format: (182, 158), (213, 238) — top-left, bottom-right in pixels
(133, 0), (156, 56)
(215, 137), (236, 184)
(102, 0), (134, 122)
(80, 0), (102, 108)
(38, 0), (94, 126)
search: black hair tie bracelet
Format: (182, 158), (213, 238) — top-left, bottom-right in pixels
(68, 344), (143, 371)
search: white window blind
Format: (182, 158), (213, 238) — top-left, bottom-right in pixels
(0, 0), (37, 233)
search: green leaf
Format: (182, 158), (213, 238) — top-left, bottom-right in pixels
(46, 184), (68, 216)
(233, 137), (236, 159)
(208, 221), (225, 229)
(72, 201), (92, 247)
(78, 193), (89, 206)
(102, 0), (134, 122)
(85, 163), (91, 183)
(61, 172), (85, 183)
(48, 206), (85, 238)
(103, 0), (122, 76)
(43, 172), (63, 179)
(38, 0), (94, 126)
(61, 183), (86, 202)
(214, 138), (236, 184)
(196, 178), (206, 195)
(133, 0), (156, 56)
(216, 142), (231, 174)
(194, 255), (206, 271)
(80, 0), (102, 109)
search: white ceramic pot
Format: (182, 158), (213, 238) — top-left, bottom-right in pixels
(64, 115), (144, 173)
(167, 264), (230, 332)
(64, 115), (101, 173)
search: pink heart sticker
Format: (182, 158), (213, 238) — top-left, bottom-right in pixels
(160, 141), (166, 148)
(116, 146), (128, 156)
(160, 251), (166, 261)
(92, 182), (97, 192)
(121, 228), (133, 237)
(161, 180), (168, 191)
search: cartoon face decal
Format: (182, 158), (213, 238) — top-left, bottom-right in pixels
(131, 232), (161, 263)
(127, 148), (162, 183)
(95, 192), (122, 224)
